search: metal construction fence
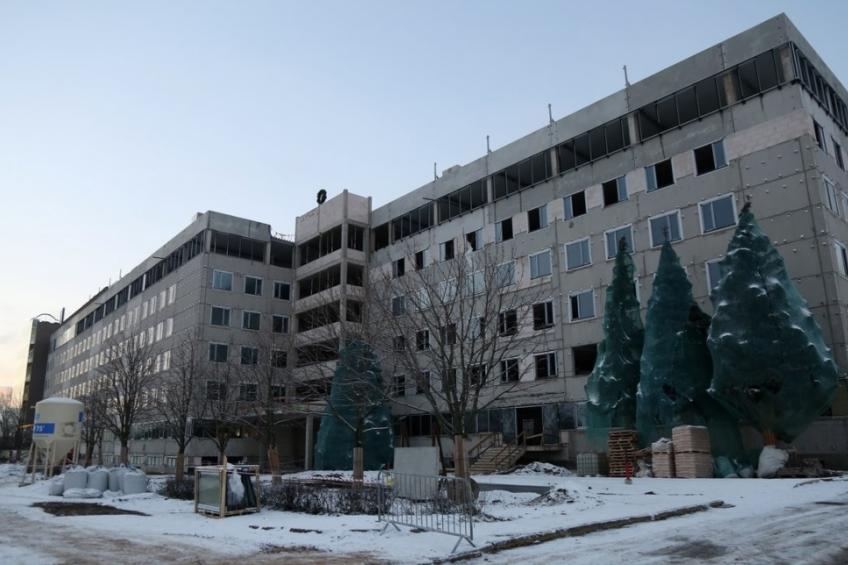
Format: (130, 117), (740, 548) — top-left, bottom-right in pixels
(377, 470), (476, 553)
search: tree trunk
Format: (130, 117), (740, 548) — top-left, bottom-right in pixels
(268, 445), (281, 485)
(453, 434), (468, 478)
(83, 445), (93, 467)
(120, 442), (129, 466)
(218, 449), (225, 465)
(352, 447), (364, 482)
(175, 447), (186, 482)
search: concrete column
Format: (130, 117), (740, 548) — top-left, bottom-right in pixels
(304, 415), (315, 470)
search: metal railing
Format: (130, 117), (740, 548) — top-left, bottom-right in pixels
(467, 431), (500, 465)
(377, 470), (476, 553)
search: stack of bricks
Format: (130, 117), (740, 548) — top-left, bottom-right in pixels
(607, 429), (639, 477)
(651, 439), (675, 478)
(672, 425), (713, 478)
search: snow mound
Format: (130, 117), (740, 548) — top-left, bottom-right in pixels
(0, 464), (25, 479)
(528, 487), (575, 506)
(513, 462), (574, 477)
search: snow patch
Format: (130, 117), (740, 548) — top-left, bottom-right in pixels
(513, 462), (574, 477)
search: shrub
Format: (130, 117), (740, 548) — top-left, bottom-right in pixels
(159, 478), (194, 500)
(261, 479), (387, 515)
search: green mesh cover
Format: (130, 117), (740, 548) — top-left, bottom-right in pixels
(636, 240), (746, 467)
(314, 341), (394, 470)
(585, 239), (644, 443)
(708, 202), (839, 442)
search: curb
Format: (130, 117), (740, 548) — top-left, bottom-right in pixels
(433, 500), (723, 563)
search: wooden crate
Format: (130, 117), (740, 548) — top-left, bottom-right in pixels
(674, 452), (713, 478)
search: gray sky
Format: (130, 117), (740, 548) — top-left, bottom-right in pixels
(2, 1), (847, 392)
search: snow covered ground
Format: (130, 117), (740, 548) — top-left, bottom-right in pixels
(1, 463), (847, 564)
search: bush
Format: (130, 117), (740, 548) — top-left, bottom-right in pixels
(159, 478), (194, 500)
(261, 479), (388, 515)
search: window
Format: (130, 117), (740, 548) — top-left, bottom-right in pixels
(373, 223), (389, 251)
(168, 284), (176, 304)
(564, 191), (587, 220)
(393, 258), (405, 278)
(416, 329), (429, 351)
(273, 281), (291, 300)
(602, 176), (627, 206)
(700, 195), (736, 233)
(348, 224), (365, 251)
(706, 259), (723, 291)
(242, 311), (261, 331)
(467, 364), (486, 387)
(499, 358), (519, 383)
(244, 276), (262, 296)
(649, 211), (683, 247)
(814, 120), (827, 151)
(565, 238), (591, 270)
(496, 218), (513, 242)
(241, 346), (258, 365)
(440, 324), (457, 346)
(438, 179), (487, 221)
(212, 270), (233, 291)
(835, 241), (848, 276)
(270, 384), (286, 399)
(823, 177), (840, 214)
(165, 317), (173, 337)
(438, 279), (457, 303)
(498, 310), (517, 336)
(209, 343), (228, 363)
(238, 383), (257, 401)
(466, 228), (483, 251)
(535, 352), (557, 379)
(495, 262), (515, 288)
(833, 138), (845, 170)
(415, 250), (426, 270)
(573, 344), (597, 375)
(465, 270), (484, 295)
(605, 225), (633, 259)
(271, 349), (288, 369)
(492, 150), (552, 199)
(529, 250), (552, 279)
(528, 204), (548, 232)
(533, 301), (555, 330)
(393, 336), (406, 352)
(392, 296), (405, 316)
(392, 375), (406, 397)
(440, 239), (455, 261)
(206, 381), (224, 401)
(570, 290), (595, 321)
(210, 306), (230, 326)
(390, 203), (434, 241)
(272, 315), (289, 334)
(417, 371), (430, 395)
(646, 159), (674, 192)
(694, 140), (728, 175)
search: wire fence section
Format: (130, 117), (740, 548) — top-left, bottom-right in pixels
(377, 470), (476, 553)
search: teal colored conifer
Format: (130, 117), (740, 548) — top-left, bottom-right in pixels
(585, 238), (644, 435)
(708, 202), (838, 443)
(314, 341), (394, 470)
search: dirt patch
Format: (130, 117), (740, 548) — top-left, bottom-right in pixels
(647, 539), (727, 560)
(32, 501), (149, 517)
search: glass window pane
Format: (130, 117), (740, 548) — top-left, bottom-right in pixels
(696, 77), (720, 115)
(557, 141), (575, 172)
(677, 86), (698, 124)
(712, 197), (735, 229)
(574, 134), (590, 166)
(590, 126), (606, 160)
(737, 60), (759, 98)
(755, 51), (779, 91)
(639, 104), (661, 140)
(605, 120), (625, 153)
(656, 95), (679, 131)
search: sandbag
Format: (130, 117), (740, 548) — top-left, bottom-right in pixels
(48, 477), (64, 496)
(757, 446), (789, 478)
(88, 469), (109, 492)
(64, 468), (88, 490)
(63, 488), (103, 499)
(122, 471), (148, 494)
(108, 467), (126, 491)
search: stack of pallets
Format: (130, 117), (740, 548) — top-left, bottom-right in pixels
(651, 439), (675, 478)
(672, 425), (712, 478)
(607, 429), (638, 477)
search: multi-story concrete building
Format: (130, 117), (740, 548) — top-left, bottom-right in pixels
(41, 14), (848, 469)
(17, 319), (60, 449)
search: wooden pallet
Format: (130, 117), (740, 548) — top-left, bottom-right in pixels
(607, 430), (638, 477)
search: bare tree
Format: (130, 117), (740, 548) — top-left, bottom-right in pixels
(0, 393), (22, 454)
(97, 332), (159, 465)
(202, 353), (240, 465)
(157, 331), (206, 481)
(237, 330), (297, 483)
(80, 387), (107, 467)
(368, 241), (546, 476)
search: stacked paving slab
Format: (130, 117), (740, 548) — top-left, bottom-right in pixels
(672, 426), (713, 478)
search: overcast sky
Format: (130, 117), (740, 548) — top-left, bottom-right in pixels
(2, 1), (847, 393)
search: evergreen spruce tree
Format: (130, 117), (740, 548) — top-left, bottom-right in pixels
(636, 239), (746, 466)
(585, 238), (644, 435)
(314, 341), (394, 470)
(708, 202), (838, 444)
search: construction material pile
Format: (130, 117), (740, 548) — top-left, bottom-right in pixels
(607, 429), (638, 477)
(672, 425), (712, 478)
(48, 466), (149, 498)
(576, 453), (608, 477)
(651, 438), (674, 478)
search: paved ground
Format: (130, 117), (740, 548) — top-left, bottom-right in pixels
(476, 488), (848, 564)
(0, 503), (381, 565)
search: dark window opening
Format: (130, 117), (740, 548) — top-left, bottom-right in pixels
(415, 250), (426, 270)
(498, 310), (517, 336)
(373, 223), (390, 251)
(496, 218), (513, 242)
(533, 301), (555, 330)
(564, 191), (587, 220)
(270, 240), (294, 268)
(572, 344), (597, 375)
(602, 177), (627, 206)
(347, 224), (365, 251)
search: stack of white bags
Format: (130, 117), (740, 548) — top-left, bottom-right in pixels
(48, 465), (148, 498)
